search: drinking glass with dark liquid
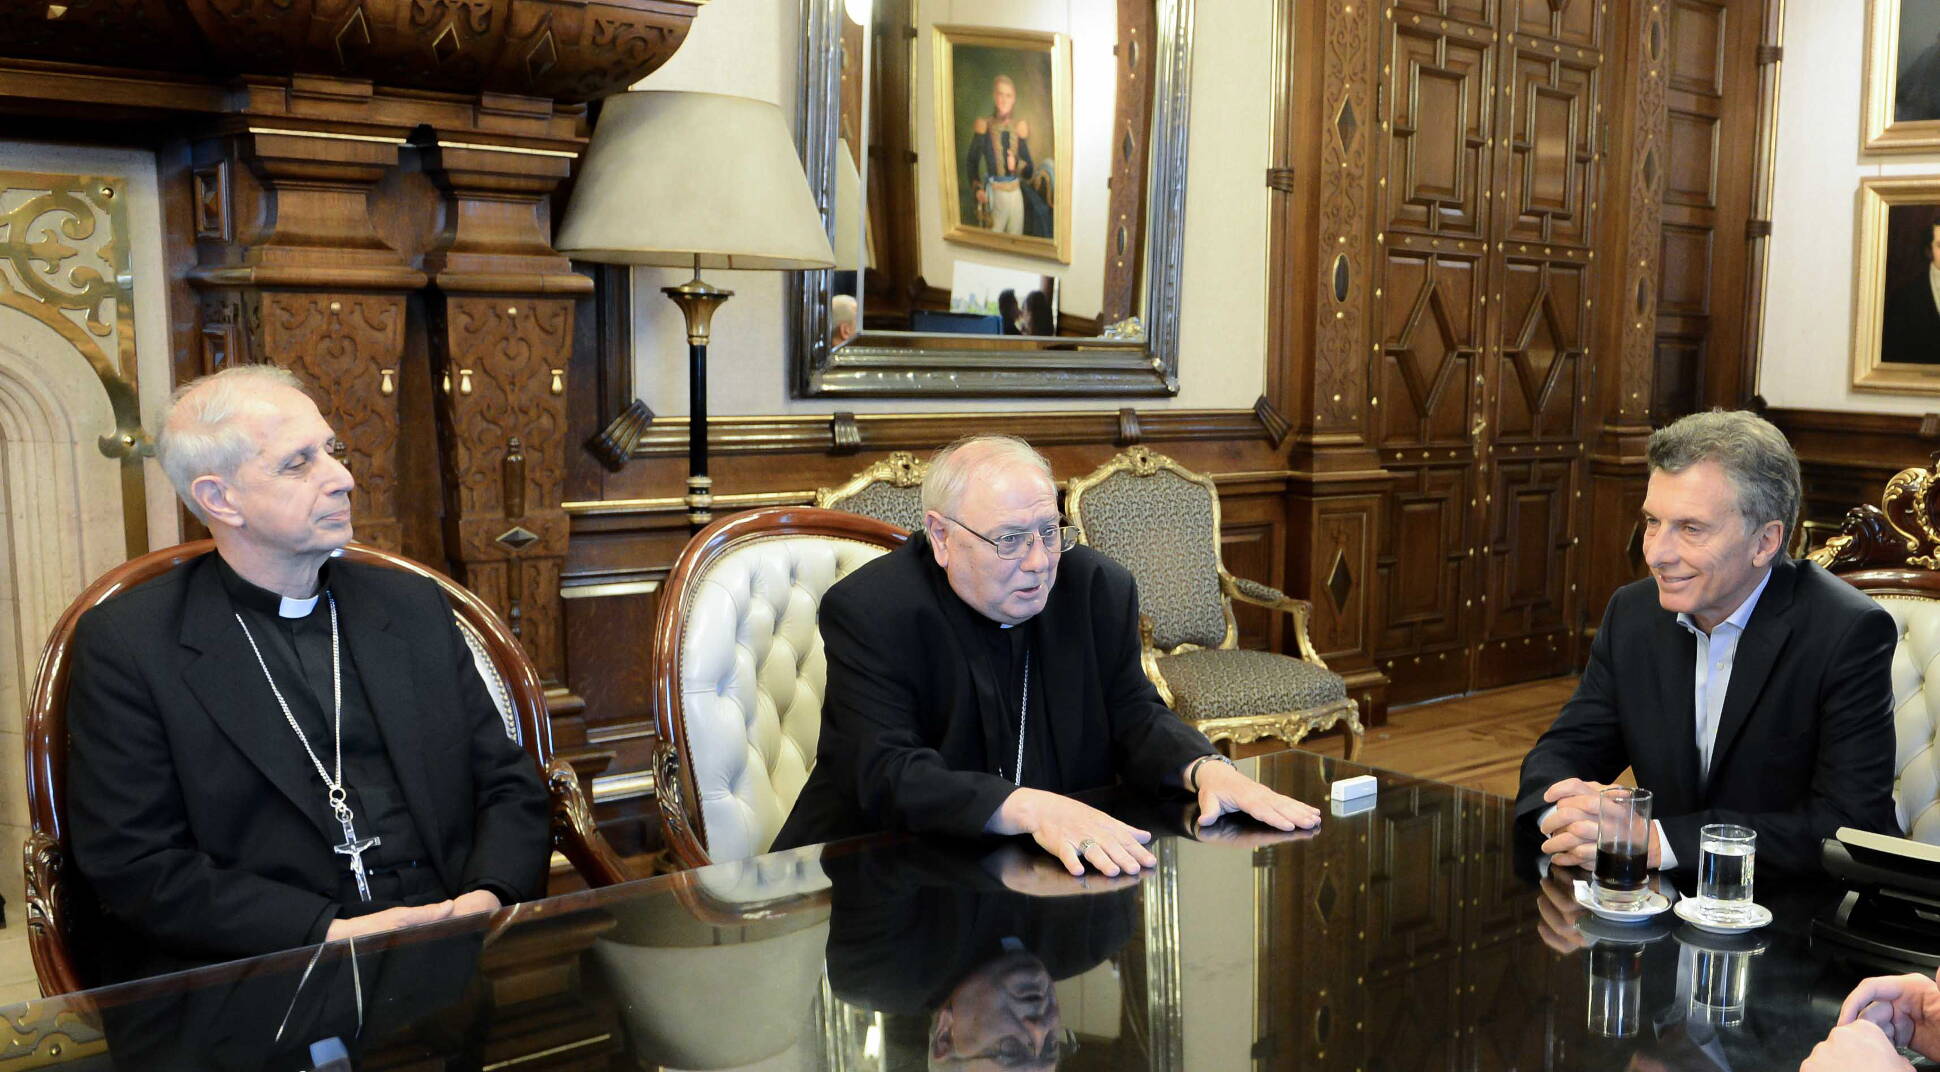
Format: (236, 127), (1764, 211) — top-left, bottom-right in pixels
(1594, 787), (1654, 909)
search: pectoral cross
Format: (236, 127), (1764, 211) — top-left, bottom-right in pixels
(333, 816), (382, 903)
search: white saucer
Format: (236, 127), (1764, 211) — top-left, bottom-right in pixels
(1573, 879), (1672, 923)
(1672, 897), (1772, 934)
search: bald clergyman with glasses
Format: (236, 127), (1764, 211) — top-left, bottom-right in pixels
(773, 435), (1320, 876)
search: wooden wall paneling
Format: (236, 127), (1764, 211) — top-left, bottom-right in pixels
(420, 139), (589, 694)
(1369, 0), (1493, 703)
(186, 123), (426, 553)
(1473, 2), (1602, 691)
(1766, 408), (1940, 546)
(1579, 0), (1657, 647)
(1652, 0), (1762, 418)
(1268, 0), (1395, 724)
(1217, 485), (1289, 653)
(861, 0), (918, 328)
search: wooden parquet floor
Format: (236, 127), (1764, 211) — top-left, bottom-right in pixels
(1354, 676), (1578, 798)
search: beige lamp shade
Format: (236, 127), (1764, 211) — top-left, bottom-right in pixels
(556, 91), (836, 271)
(833, 138), (875, 272)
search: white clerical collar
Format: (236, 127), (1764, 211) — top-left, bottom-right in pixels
(278, 594), (320, 619)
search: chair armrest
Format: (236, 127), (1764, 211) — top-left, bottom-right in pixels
(1138, 613), (1176, 707)
(24, 832), (85, 997)
(1219, 573), (1330, 666)
(546, 758), (634, 889)
(1221, 573), (1307, 613)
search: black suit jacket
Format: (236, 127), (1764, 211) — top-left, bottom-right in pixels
(66, 553), (550, 977)
(772, 536), (1215, 849)
(1882, 273), (1940, 365)
(1515, 558), (1900, 872)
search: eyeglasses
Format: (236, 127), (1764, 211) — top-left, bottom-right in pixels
(944, 516), (1079, 560)
(962, 1027), (1081, 1066)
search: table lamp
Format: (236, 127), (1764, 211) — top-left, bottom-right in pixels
(557, 91), (834, 529)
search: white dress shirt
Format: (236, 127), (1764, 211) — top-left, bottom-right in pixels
(1656, 567), (1774, 869)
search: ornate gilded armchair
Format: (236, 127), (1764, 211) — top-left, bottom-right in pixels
(1809, 462), (1940, 844)
(23, 540), (628, 996)
(1066, 447), (1363, 757)
(813, 451), (929, 532)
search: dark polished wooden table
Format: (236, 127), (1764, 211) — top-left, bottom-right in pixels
(0, 751), (1879, 1070)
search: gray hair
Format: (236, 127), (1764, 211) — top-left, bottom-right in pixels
(921, 434), (1055, 517)
(156, 365), (306, 521)
(1646, 409), (1800, 555)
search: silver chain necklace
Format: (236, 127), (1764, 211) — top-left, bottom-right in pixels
(234, 593), (383, 901)
(1006, 649), (1030, 785)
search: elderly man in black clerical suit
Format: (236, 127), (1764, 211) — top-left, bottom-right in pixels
(66, 365), (549, 980)
(773, 434), (1319, 876)
(1516, 410), (1899, 875)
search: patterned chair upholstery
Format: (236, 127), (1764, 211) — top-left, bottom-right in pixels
(1809, 464), (1940, 843)
(22, 540), (629, 997)
(652, 507), (907, 869)
(1066, 447), (1362, 757)
(813, 451), (929, 532)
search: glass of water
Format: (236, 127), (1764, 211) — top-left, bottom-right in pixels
(1697, 824), (1756, 922)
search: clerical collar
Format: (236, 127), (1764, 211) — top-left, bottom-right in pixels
(212, 553), (332, 619)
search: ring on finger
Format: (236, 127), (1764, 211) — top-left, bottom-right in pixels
(1075, 837), (1098, 855)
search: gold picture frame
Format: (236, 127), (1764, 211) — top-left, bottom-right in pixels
(1864, 0), (1940, 151)
(931, 25), (1073, 263)
(1852, 176), (1940, 391)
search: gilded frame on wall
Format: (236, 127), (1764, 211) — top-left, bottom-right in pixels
(1864, 0), (1940, 151)
(931, 25), (1074, 264)
(1852, 176), (1940, 391)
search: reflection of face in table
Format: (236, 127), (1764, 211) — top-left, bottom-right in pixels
(822, 840), (1136, 1070)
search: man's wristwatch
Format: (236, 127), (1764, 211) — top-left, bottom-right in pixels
(1186, 753), (1236, 792)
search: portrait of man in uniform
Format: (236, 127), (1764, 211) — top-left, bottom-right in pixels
(933, 26), (1071, 263)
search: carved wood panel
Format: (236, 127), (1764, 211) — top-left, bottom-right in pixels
(1375, 0), (1606, 701)
(431, 295), (573, 680)
(196, 289), (409, 551)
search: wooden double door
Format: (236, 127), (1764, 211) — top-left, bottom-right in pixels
(1370, 0), (1608, 705)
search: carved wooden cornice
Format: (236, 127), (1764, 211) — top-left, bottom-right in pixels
(0, 0), (703, 104)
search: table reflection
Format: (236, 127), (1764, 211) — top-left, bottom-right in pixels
(0, 750), (1902, 1070)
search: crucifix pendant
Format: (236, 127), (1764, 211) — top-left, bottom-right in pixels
(333, 817), (382, 903)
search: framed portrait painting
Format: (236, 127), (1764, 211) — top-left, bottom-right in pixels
(1864, 0), (1940, 151)
(1853, 177), (1940, 391)
(931, 25), (1072, 264)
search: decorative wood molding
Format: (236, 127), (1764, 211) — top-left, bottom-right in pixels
(588, 398), (655, 472)
(1116, 407), (1143, 446)
(1617, 0), (1669, 426)
(1311, 0), (1373, 432)
(1253, 395), (1292, 449)
(625, 407), (1278, 459)
(0, 0), (703, 103)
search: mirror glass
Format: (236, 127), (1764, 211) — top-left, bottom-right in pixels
(794, 0), (1192, 398)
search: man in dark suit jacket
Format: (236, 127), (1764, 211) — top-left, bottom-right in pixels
(1517, 411), (1898, 874)
(1882, 221), (1940, 365)
(67, 365), (549, 979)
(774, 435), (1321, 876)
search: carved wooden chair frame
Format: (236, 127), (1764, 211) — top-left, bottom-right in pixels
(649, 507), (909, 871)
(812, 450), (930, 521)
(1065, 446), (1363, 756)
(23, 540), (629, 997)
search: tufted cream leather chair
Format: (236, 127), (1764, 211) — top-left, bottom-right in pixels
(1811, 480), (1940, 845)
(1871, 595), (1940, 841)
(652, 507), (908, 869)
(593, 847), (832, 1069)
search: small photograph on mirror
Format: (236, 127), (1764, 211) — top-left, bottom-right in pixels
(933, 25), (1072, 263)
(950, 259), (1059, 337)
